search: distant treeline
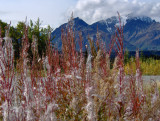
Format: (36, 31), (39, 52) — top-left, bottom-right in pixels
(110, 50), (160, 59)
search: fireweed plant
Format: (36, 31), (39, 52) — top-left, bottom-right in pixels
(0, 13), (159, 121)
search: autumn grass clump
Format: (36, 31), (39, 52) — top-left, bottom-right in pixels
(0, 13), (159, 120)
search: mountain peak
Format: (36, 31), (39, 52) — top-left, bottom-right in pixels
(73, 17), (82, 22)
(127, 15), (154, 23)
(73, 17), (88, 26)
(99, 16), (118, 25)
(64, 17), (88, 31)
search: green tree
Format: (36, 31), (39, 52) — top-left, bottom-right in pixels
(124, 49), (129, 64)
(0, 20), (7, 37)
(33, 18), (52, 57)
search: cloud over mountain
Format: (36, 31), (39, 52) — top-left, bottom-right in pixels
(69, 0), (160, 24)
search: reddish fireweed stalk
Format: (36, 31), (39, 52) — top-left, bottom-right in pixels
(0, 13), (159, 120)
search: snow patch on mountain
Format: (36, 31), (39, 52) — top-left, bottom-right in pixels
(127, 14), (154, 23)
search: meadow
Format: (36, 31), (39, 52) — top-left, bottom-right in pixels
(0, 15), (160, 121)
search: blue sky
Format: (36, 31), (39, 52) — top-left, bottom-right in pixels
(0, 0), (160, 28)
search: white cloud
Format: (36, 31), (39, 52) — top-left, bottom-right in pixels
(69, 0), (160, 24)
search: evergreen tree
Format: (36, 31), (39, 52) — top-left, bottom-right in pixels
(0, 18), (53, 65)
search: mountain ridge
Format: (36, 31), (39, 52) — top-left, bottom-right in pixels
(51, 16), (160, 51)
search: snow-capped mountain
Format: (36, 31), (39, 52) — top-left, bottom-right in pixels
(51, 15), (160, 51)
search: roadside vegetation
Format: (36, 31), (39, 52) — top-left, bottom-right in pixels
(0, 14), (159, 120)
(124, 54), (160, 75)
